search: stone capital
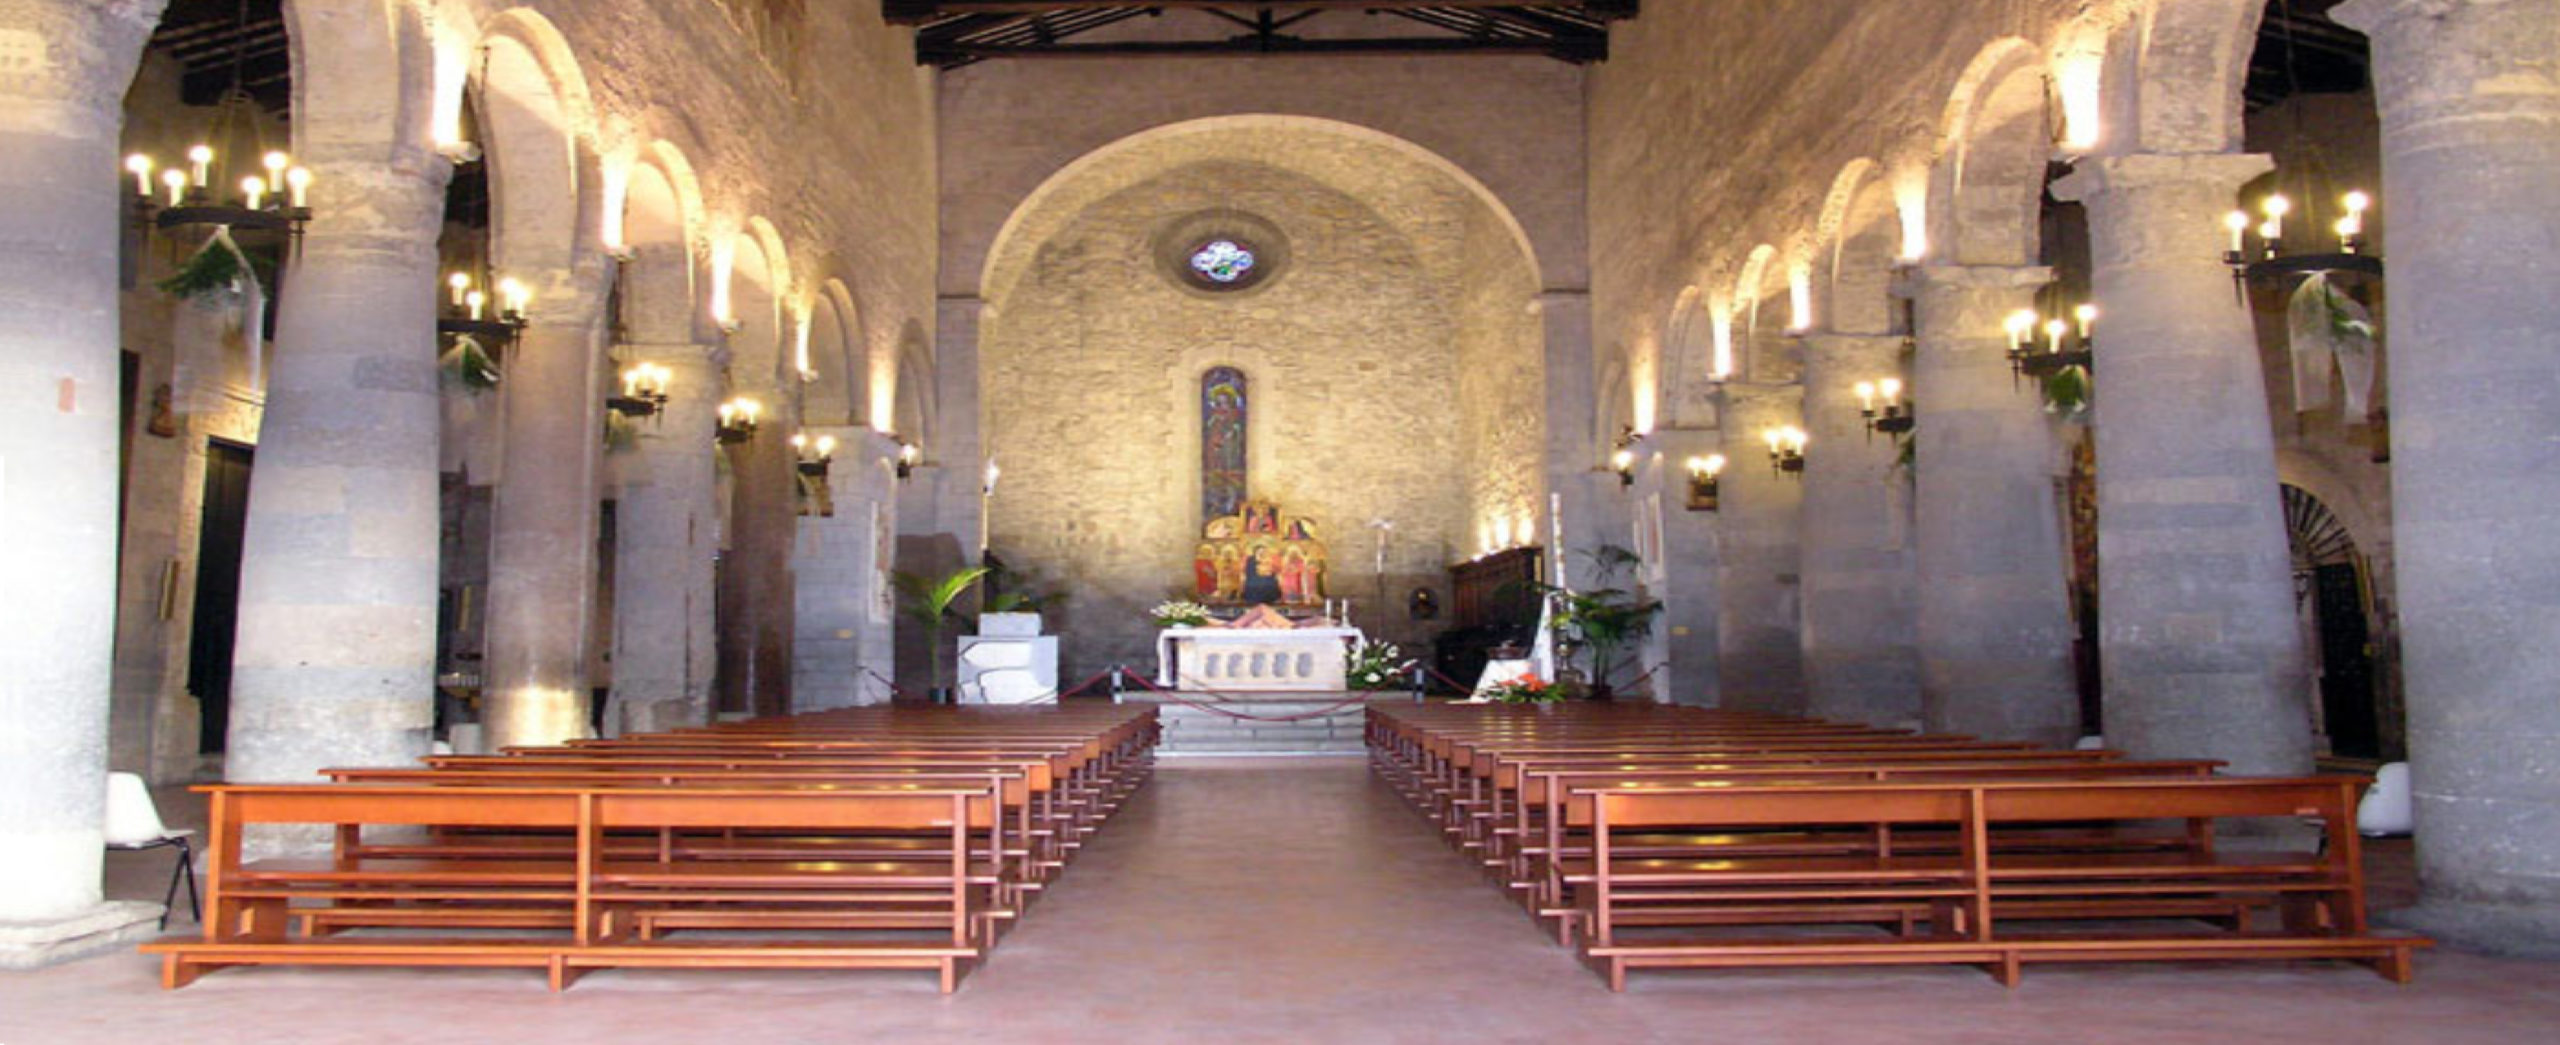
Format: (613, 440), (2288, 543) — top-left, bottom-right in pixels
(2331, 0), (2530, 33)
(1800, 333), (1909, 369)
(0, 1), (166, 135)
(2050, 152), (2274, 204)
(1897, 264), (2051, 297)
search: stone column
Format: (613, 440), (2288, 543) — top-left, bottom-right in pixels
(716, 391), (797, 718)
(481, 315), (608, 748)
(1798, 333), (1922, 727)
(0, 0), (168, 964)
(2055, 154), (2312, 775)
(2335, 0), (2560, 953)
(794, 429), (900, 710)
(1541, 292), (1612, 591)
(1907, 266), (2079, 745)
(1647, 427), (1723, 707)
(1715, 383), (1807, 714)
(603, 342), (719, 736)
(223, 172), (450, 791)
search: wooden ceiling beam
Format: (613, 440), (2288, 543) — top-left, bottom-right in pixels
(892, 0), (1635, 27)
(919, 33), (1606, 64)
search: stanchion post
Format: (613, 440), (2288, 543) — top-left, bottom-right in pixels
(1110, 665), (1124, 705)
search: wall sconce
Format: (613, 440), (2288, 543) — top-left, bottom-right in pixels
(1610, 426), (1642, 487)
(2005, 306), (2095, 383)
(1856, 378), (1914, 439)
(715, 397), (762, 444)
(790, 432), (836, 477)
(1764, 426), (1807, 477)
(1685, 454), (1726, 511)
(438, 270), (529, 355)
(894, 439), (921, 479)
(608, 363), (671, 419)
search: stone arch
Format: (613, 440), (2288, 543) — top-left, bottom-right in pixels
(724, 230), (784, 395)
(2128, 0), (2264, 154)
(802, 280), (862, 427)
(473, 8), (599, 284)
(1660, 285), (1714, 426)
(1805, 158), (1878, 330)
(980, 114), (1543, 305)
(891, 320), (934, 447)
(289, 0), (437, 163)
(619, 153), (696, 345)
(1596, 354), (1633, 460)
(1735, 244), (1786, 378)
(1829, 166), (1903, 336)
(1933, 37), (2054, 267)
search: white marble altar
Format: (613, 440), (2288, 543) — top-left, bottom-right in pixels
(1157, 626), (1360, 691)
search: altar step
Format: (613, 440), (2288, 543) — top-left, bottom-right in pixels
(1124, 692), (1411, 756)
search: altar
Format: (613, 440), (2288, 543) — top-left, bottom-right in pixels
(1157, 626), (1362, 692)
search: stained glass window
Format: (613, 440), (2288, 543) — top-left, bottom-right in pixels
(1202, 367), (1248, 521)
(1188, 239), (1257, 285)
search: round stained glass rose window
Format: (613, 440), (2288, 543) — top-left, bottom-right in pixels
(1188, 239), (1257, 285)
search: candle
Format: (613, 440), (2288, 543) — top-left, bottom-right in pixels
(622, 368), (641, 397)
(790, 433), (808, 453)
(2045, 319), (2067, 354)
(2260, 194), (2289, 241)
(816, 435), (837, 457)
(719, 402), (738, 427)
(448, 272), (471, 307)
(285, 167), (311, 209)
(497, 278), (529, 317)
(2224, 210), (2249, 254)
(1764, 429), (1785, 453)
(2006, 310), (2037, 351)
(740, 399), (761, 424)
(466, 290), (486, 321)
(2073, 304), (2098, 341)
(126, 155), (154, 197)
(1854, 381), (1877, 412)
(262, 151), (290, 182)
(240, 176), (266, 211)
(187, 145), (213, 188)
(1879, 378), (1902, 407)
(160, 168), (188, 208)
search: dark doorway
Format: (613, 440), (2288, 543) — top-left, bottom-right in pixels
(188, 440), (255, 753)
(2312, 562), (2379, 759)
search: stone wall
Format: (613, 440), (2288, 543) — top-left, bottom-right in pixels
(979, 163), (1478, 682)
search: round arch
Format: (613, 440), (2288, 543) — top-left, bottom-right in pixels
(803, 280), (862, 427)
(620, 157), (695, 344)
(290, 0), (436, 162)
(1829, 166), (1903, 336)
(473, 9), (598, 284)
(724, 231), (783, 393)
(2128, 0), (2264, 154)
(1932, 37), (2054, 267)
(981, 114), (1543, 306)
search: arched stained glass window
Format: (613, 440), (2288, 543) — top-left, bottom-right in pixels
(1202, 367), (1248, 521)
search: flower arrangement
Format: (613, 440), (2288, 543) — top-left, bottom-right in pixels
(1150, 600), (1215, 628)
(1482, 673), (1567, 704)
(1345, 638), (1414, 691)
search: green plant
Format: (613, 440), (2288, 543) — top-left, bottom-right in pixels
(1540, 544), (1663, 696)
(1344, 638), (1413, 690)
(440, 335), (501, 391)
(894, 564), (990, 695)
(981, 555), (1063, 614)
(2040, 364), (2091, 420)
(156, 230), (271, 303)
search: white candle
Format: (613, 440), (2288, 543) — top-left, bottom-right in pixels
(466, 290), (486, 321)
(1855, 381), (1877, 412)
(1879, 378), (1902, 406)
(262, 151), (290, 182)
(285, 167), (311, 209)
(187, 145), (213, 188)
(622, 369), (641, 397)
(2006, 310), (2037, 351)
(816, 435), (837, 457)
(126, 155), (154, 197)
(2224, 211), (2249, 254)
(240, 176), (266, 211)
(160, 168), (187, 208)
(2045, 319), (2066, 354)
(2074, 304), (2098, 341)
(448, 273), (471, 307)
(2261, 194), (2290, 241)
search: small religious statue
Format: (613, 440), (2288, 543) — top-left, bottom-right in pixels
(1192, 497), (1328, 608)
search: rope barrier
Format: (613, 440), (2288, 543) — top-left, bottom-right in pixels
(860, 669), (929, 704)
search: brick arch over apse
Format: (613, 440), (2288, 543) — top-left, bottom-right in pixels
(974, 117), (1546, 681)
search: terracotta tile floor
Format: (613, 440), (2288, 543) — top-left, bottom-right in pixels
(11, 757), (2559, 1044)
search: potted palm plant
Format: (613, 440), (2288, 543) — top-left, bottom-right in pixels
(895, 564), (990, 703)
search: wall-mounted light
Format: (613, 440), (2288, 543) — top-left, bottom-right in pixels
(1685, 454), (1726, 511)
(1610, 426), (1642, 487)
(438, 269), (529, 353)
(1764, 426), (1808, 477)
(2005, 304), (2095, 382)
(894, 438), (921, 480)
(608, 363), (671, 419)
(1856, 378), (1914, 438)
(716, 398), (762, 444)
(790, 432), (836, 477)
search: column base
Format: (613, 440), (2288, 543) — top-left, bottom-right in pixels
(2383, 896), (2560, 960)
(0, 900), (164, 969)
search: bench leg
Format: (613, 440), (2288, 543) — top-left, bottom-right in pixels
(2371, 946), (2416, 984)
(1982, 951), (2023, 987)
(549, 955), (588, 992)
(160, 954), (206, 990)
